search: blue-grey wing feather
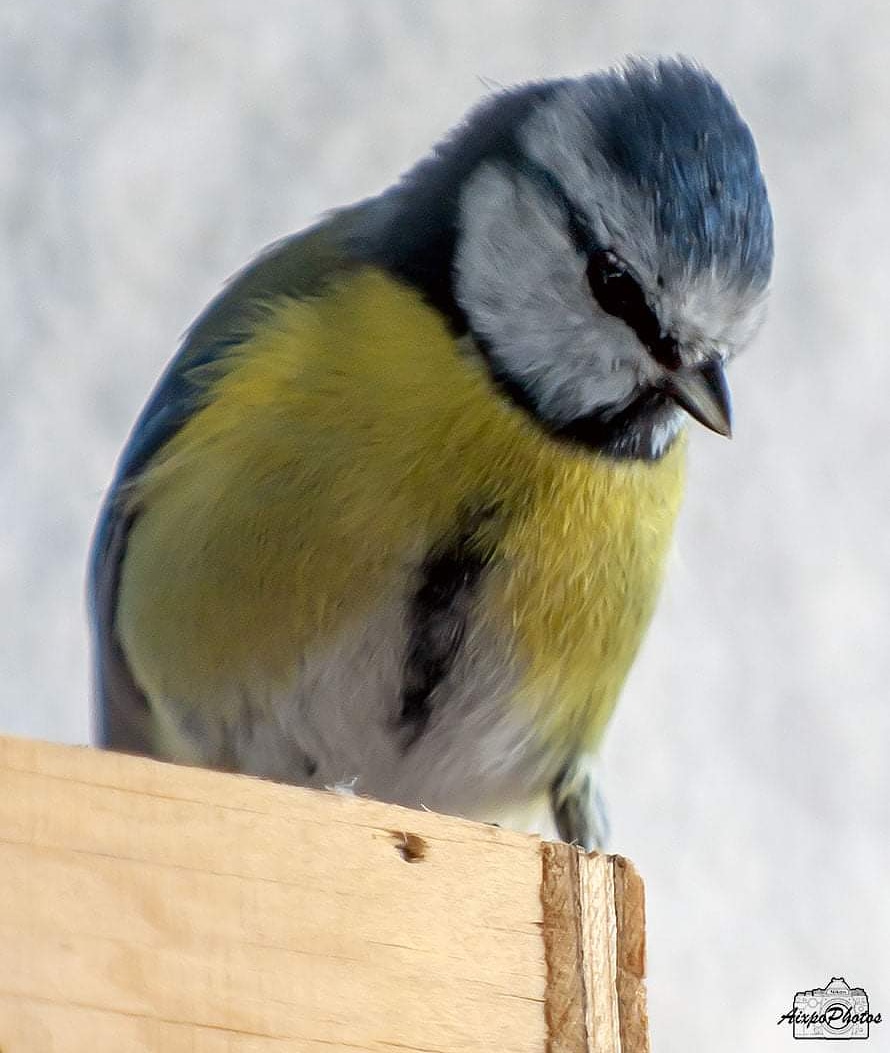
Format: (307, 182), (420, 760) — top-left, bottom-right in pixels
(89, 213), (359, 749)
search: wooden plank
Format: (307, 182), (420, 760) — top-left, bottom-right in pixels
(0, 736), (649, 1052)
(613, 857), (649, 1053)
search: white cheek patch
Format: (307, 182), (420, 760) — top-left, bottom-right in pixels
(455, 162), (645, 424)
(519, 89), (770, 365)
(454, 89), (768, 441)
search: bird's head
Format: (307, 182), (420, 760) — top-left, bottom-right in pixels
(362, 58), (773, 460)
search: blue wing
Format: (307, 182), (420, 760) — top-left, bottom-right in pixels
(88, 213), (358, 750)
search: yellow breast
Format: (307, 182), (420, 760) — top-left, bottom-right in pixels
(119, 267), (685, 752)
(491, 438), (685, 754)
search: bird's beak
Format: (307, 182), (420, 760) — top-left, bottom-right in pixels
(663, 359), (733, 437)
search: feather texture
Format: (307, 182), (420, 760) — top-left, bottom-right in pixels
(114, 268), (685, 767)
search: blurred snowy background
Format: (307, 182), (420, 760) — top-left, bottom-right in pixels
(3, 2), (889, 1049)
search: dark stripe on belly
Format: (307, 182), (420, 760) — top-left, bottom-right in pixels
(399, 527), (490, 745)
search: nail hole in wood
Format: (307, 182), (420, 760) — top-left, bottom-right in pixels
(392, 832), (427, 863)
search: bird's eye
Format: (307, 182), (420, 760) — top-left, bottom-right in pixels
(585, 250), (648, 322)
(585, 249), (682, 370)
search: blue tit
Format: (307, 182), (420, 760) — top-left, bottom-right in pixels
(89, 58), (773, 850)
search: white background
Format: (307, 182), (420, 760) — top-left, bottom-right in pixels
(3, 2), (889, 1049)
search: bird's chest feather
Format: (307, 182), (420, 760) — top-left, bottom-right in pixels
(121, 271), (686, 755)
(483, 441), (686, 753)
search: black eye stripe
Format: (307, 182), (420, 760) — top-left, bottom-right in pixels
(586, 250), (681, 370)
(514, 159), (681, 371)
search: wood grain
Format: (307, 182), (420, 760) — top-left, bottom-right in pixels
(0, 736), (649, 1052)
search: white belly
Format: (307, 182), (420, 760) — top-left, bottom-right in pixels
(216, 584), (564, 823)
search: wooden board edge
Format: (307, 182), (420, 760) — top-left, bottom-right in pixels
(540, 845), (650, 1053)
(540, 841), (587, 1052)
(611, 855), (650, 1053)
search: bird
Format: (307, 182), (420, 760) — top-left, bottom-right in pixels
(89, 57), (773, 850)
